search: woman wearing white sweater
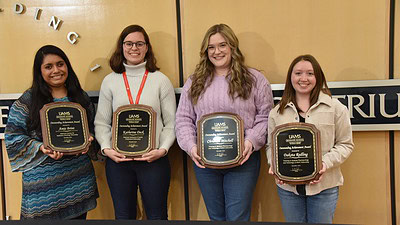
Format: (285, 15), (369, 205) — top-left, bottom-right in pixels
(94, 25), (176, 220)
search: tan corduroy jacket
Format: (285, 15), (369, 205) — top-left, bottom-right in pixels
(266, 92), (354, 196)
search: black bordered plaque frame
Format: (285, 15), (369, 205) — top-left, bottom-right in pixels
(272, 122), (322, 184)
(112, 104), (156, 157)
(40, 102), (90, 155)
(197, 112), (244, 169)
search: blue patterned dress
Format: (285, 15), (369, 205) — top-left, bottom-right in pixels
(5, 90), (99, 219)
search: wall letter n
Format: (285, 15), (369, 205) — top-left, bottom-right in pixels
(48, 16), (62, 30)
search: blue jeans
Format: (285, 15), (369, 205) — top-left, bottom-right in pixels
(277, 186), (339, 223)
(106, 156), (170, 220)
(193, 151), (260, 221)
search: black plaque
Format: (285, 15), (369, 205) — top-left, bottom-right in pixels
(197, 113), (244, 169)
(112, 104), (156, 157)
(40, 102), (90, 154)
(271, 123), (322, 184)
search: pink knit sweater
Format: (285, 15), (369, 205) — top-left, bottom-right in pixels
(176, 68), (274, 155)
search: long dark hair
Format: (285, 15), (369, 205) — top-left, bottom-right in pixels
(27, 45), (91, 134)
(109, 24), (159, 73)
(278, 54), (331, 114)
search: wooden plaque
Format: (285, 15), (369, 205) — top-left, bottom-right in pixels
(112, 104), (156, 157)
(197, 112), (244, 169)
(271, 122), (322, 184)
(40, 102), (90, 155)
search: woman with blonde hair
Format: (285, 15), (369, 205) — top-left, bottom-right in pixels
(176, 24), (273, 221)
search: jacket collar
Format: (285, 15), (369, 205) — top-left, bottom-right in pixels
(316, 92), (333, 107)
(285, 91), (332, 110)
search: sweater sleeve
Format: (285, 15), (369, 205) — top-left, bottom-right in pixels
(244, 72), (274, 151)
(266, 108), (277, 166)
(322, 101), (354, 169)
(158, 76), (176, 151)
(175, 78), (197, 155)
(5, 92), (48, 172)
(94, 76), (114, 150)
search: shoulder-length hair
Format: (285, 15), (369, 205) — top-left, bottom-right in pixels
(278, 54), (331, 114)
(27, 45), (91, 134)
(109, 24), (159, 73)
(189, 24), (254, 104)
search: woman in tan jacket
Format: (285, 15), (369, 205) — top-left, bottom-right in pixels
(266, 54), (354, 224)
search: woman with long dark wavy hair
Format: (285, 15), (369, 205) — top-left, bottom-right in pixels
(175, 24), (274, 221)
(5, 45), (99, 219)
(266, 54), (354, 223)
(94, 25), (176, 220)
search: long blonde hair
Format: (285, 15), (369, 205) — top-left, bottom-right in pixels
(189, 24), (254, 104)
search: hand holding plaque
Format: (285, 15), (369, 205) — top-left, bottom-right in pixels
(112, 104), (156, 157)
(40, 102), (90, 155)
(271, 122), (322, 184)
(197, 112), (244, 169)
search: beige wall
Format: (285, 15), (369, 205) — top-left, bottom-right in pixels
(181, 0), (388, 83)
(0, 0), (398, 224)
(0, 0), (179, 93)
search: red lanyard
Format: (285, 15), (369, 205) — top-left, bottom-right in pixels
(122, 70), (149, 104)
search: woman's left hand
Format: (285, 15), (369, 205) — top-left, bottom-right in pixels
(309, 162), (327, 185)
(240, 140), (254, 165)
(134, 148), (167, 163)
(79, 136), (94, 155)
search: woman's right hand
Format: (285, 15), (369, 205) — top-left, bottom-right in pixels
(190, 145), (205, 168)
(40, 145), (63, 160)
(102, 148), (134, 163)
(268, 166), (284, 185)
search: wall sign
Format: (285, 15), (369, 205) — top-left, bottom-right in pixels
(11, 3), (79, 44)
(2, 2), (101, 72)
(1, 80), (399, 139)
(269, 79), (400, 131)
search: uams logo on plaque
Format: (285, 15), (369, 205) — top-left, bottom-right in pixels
(2, 80), (400, 138)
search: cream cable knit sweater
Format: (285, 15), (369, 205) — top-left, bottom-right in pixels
(94, 61), (176, 153)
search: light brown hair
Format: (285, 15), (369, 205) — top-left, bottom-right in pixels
(189, 24), (254, 104)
